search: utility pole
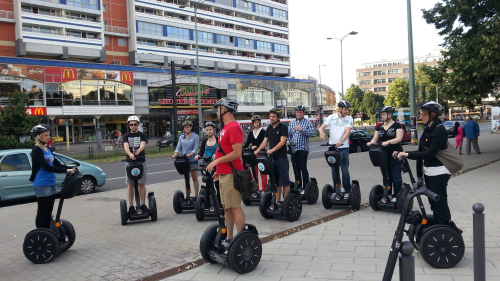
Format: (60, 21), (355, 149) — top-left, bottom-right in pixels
(171, 61), (178, 145)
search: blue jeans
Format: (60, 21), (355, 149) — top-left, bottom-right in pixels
(330, 148), (351, 192)
(380, 154), (403, 196)
(292, 150), (310, 187)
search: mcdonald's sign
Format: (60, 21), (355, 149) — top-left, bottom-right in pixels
(120, 71), (133, 85)
(26, 107), (47, 116)
(62, 68), (77, 82)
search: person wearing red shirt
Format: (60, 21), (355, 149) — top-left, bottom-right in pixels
(206, 98), (244, 248)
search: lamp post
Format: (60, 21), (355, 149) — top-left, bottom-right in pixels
(327, 31), (358, 99)
(180, 0), (206, 137)
(318, 64), (326, 125)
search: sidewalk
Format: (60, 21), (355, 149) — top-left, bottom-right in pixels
(165, 160), (500, 281)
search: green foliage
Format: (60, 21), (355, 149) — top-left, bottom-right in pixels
(385, 79), (410, 107)
(0, 136), (35, 150)
(0, 92), (39, 141)
(422, 0), (500, 108)
(344, 84), (364, 116)
(361, 91), (385, 121)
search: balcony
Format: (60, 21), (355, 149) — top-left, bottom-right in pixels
(104, 25), (130, 36)
(0, 10), (15, 22)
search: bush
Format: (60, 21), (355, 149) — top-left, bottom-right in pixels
(0, 136), (35, 150)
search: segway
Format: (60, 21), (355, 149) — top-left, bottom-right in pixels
(23, 169), (82, 264)
(287, 143), (319, 204)
(321, 143), (361, 210)
(172, 154), (196, 213)
(195, 157), (223, 221)
(368, 143), (411, 212)
(199, 166), (262, 274)
(241, 147), (265, 206)
(257, 150), (302, 222)
(119, 156), (157, 225)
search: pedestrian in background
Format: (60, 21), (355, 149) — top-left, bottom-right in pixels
(454, 122), (464, 155)
(463, 117), (481, 155)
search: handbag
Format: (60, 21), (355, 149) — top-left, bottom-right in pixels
(434, 129), (464, 174)
(218, 145), (255, 200)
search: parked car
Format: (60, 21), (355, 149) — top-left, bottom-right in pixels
(156, 136), (175, 148)
(443, 121), (465, 138)
(0, 149), (106, 202)
(375, 121), (412, 143)
(349, 130), (373, 153)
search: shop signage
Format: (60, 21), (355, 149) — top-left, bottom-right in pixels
(158, 98), (218, 105)
(26, 107), (46, 116)
(27, 66), (44, 81)
(62, 68), (77, 82)
(177, 109), (199, 115)
(120, 72), (133, 85)
(0, 64), (27, 77)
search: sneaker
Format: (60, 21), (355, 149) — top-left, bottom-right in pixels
(344, 193), (350, 200)
(128, 206), (136, 215)
(222, 239), (232, 253)
(300, 189), (305, 195)
(141, 204), (149, 213)
(478, 152), (482, 154)
(390, 197), (397, 203)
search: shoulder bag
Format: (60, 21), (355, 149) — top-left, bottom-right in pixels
(218, 145), (255, 200)
(434, 125), (464, 174)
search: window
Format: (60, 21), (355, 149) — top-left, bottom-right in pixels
(66, 30), (99, 39)
(214, 0), (232, 7)
(228, 84), (237, 89)
(67, 13), (97, 22)
(374, 87), (386, 92)
(374, 79), (386, 84)
(45, 83), (62, 106)
(166, 43), (186, 50)
(134, 79), (148, 86)
(256, 41), (271, 52)
(138, 21), (162, 36)
(236, 0), (252, 11)
(67, 0), (98, 10)
(196, 31), (213, 43)
(238, 38), (254, 49)
(359, 80), (371, 85)
(104, 37), (109, 45)
(255, 4), (271, 15)
(274, 9), (288, 19)
(55, 155), (79, 167)
(0, 154), (31, 171)
(373, 70), (386, 76)
(23, 25), (59, 35)
(217, 35), (233, 46)
(275, 44), (289, 54)
(118, 38), (126, 46)
(403, 68), (409, 73)
(137, 39), (159, 46)
(359, 72), (370, 77)
(166, 26), (189, 40)
(388, 78), (398, 83)
(103, 4), (107, 11)
(388, 69), (399, 75)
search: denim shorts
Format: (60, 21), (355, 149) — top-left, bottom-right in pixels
(273, 157), (290, 187)
(125, 162), (147, 184)
(33, 185), (58, 198)
(190, 160), (198, 167)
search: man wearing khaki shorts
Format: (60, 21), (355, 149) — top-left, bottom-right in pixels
(207, 98), (245, 249)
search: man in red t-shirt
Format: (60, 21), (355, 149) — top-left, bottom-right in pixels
(207, 98), (245, 247)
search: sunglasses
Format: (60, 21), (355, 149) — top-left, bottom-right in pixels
(129, 123), (139, 127)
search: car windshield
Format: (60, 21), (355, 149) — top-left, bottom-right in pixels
(55, 154), (79, 167)
(443, 121), (454, 126)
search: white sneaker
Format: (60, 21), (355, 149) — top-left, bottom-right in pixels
(390, 197), (397, 203)
(344, 193), (350, 200)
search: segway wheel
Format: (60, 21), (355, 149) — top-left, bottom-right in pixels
(322, 184), (334, 209)
(369, 185), (383, 211)
(200, 223), (223, 264)
(283, 193), (302, 222)
(149, 196), (157, 222)
(419, 226), (465, 268)
(304, 181), (319, 205)
(349, 184), (361, 211)
(120, 199), (128, 225)
(259, 192), (274, 219)
(397, 185), (413, 213)
(60, 219), (76, 250)
(23, 229), (60, 264)
(173, 190), (184, 214)
(243, 198), (252, 206)
(228, 232), (262, 274)
(195, 195), (206, 221)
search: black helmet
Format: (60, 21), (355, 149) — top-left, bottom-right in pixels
(295, 105), (306, 112)
(214, 98), (238, 113)
(251, 115), (261, 121)
(338, 100), (352, 108)
(269, 107), (282, 118)
(381, 106), (395, 113)
(182, 120), (193, 128)
(417, 101), (444, 115)
(204, 121), (216, 128)
(30, 125), (50, 138)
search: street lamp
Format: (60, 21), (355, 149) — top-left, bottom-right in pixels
(318, 64), (326, 125)
(180, 0), (206, 137)
(327, 31), (358, 99)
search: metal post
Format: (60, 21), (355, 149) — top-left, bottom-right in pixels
(194, 2), (203, 137)
(407, 0), (416, 117)
(319, 65), (324, 125)
(171, 61), (178, 146)
(399, 241), (415, 281)
(340, 40), (344, 96)
(473, 203), (486, 281)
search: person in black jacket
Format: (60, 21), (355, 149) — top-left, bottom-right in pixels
(244, 115), (267, 194)
(29, 125), (75, 229)
(394, 101), (460, 229)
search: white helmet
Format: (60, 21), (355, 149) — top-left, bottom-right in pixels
(127, 116), (140, 123)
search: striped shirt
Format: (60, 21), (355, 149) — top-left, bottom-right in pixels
(288, 118), (316, 152)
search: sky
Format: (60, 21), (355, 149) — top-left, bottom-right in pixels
(288, 0), (445, 94)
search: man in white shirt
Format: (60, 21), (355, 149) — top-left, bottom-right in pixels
(318, 101), (353, 199)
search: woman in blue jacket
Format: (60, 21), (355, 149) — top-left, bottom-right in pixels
(172, 121), (200, 197)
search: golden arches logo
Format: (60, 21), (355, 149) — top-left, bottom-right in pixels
(34, 107), (44, 115)
(63, 69), (75, 79)
(121, 72), (131, 81)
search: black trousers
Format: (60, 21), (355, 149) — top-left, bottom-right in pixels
(292, 150), (310, 187)
(424, 174), (452, 224)
(36, 194), (57, 229)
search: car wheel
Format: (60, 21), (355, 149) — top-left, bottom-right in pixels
(356, 145), (362, 153)
(79, 176), (96, 195)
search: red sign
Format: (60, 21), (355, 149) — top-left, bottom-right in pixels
(26, 107), (46, 116)
(120, 71), (133, 85)
(177, 109), (199, 115)
(158, 98), (217, 105)
(26, 65), (44, 81)
(62, 68), (77, 82)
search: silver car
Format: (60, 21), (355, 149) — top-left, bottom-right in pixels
(443, 121), (465, 138)
(0, 149), (106, 202)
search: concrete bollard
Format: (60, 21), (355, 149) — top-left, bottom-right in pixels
(399, 241), (415, 281)
(473, 203), (485, 281)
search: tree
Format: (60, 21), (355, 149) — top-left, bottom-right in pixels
(385, 78), (410, 107)
(0, 92), (39, 141)
(423, 0), (500, 108)
(344, 84), (364, 116)
(361, 91), (385, 121)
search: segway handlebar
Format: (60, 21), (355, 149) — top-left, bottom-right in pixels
(408, 186), (440, 202)
(320, 142), (337, 148)
(175, 154), (188, 159)
(121, 156), (146, 162)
